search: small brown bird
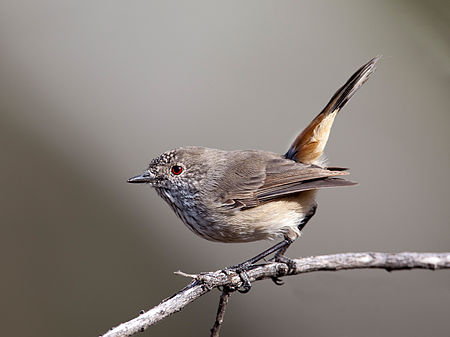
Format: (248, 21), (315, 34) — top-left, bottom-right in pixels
(128, 57), (379, 287)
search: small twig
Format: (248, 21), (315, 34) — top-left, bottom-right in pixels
(174, 270), (198, 279)
(100, 252), (450, 337)
(210, 287), (232, 337)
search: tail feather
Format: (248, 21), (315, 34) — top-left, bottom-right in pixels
(285, 56), (379, 164)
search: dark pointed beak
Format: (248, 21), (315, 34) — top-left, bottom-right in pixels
(127, 171), (154, 184)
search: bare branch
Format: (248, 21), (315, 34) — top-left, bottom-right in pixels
(100, 252), (450, 337)
(210, 287), (232, 337)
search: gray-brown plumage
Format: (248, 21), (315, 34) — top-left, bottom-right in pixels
(128, 57), (378, 257)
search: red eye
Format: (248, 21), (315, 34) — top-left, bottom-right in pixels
(171, 165), (183, 175)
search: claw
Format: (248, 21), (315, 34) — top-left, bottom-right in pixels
(238, 283), (251, 293)
(275, 254), (296, 274)
(237, 269), (252, 293)
(221, 262), (255, 293)
(271, 276), (284, 286)
(223, 238), (295, 293)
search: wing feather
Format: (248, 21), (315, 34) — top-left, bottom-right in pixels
(214, 151), (355, 210)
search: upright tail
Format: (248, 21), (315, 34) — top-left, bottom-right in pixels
(285, 56), (380, 164)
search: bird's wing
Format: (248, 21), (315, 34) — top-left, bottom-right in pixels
(215, 152), (355, 210)
(255, 157), (356, 203)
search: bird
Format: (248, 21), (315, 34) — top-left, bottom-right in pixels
(128, 57), (379, 289)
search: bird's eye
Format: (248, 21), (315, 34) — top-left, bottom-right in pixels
(171, 165), (183, 175)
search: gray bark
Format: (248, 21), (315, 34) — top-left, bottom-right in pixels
(100, 252), (450, 337)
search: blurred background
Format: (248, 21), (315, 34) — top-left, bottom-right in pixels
(1, 1), (449, 336)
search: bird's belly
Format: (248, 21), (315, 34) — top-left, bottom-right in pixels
(198, 190), (317, 243)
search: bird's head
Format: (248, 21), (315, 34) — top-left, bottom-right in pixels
(127, 146), (218, 195)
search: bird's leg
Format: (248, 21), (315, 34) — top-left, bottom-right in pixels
(273, 204), (318, 273)
(227, 204), (318, 291)
(270, 241), (298, 286)
(230, 238), (293, 270)
(298, 203), (317, 232)
(225, 238), (293, 293)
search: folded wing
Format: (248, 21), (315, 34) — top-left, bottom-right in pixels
(215, 152), (356, 210)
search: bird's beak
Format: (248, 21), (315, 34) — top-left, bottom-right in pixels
(127, 171), (155, 184)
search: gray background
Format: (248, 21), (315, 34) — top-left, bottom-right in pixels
(1, 1), (449, 336)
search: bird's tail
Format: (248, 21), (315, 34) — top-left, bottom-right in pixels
(285, 56), (380, 164)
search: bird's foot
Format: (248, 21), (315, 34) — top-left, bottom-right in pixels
(268, 254), (296, 286)
(223, 261), (261, 293)
(222, 239), (294, 292)
(274, 254), (297, 274)
(271, 276), (284, 286)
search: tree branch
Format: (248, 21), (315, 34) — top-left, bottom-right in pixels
(210, 287), (232, 337)
(100, 252), (450, 337)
